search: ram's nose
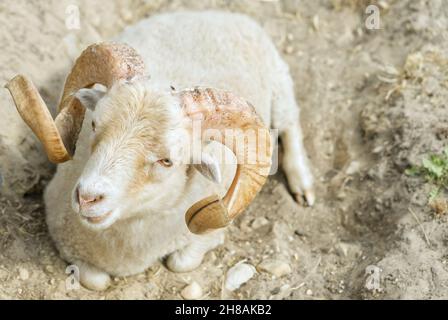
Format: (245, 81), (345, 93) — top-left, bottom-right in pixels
(76, 184), (105, 209)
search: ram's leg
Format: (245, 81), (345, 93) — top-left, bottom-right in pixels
(166, 230), (225, 273)
(270, 58), (315, 206)
(72, 260), (111, 291)
(281, 123), (315, 206)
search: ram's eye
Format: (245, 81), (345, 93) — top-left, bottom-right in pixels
(158, 159), (173, 167)
(91, 121), (96, 132)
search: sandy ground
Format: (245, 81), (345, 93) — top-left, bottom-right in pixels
(0, 0), (447, 299)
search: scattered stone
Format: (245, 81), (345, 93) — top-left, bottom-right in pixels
(257, 259), (292, 277)
(378, 0), (390, 10)
(335, 242), (362, 258)
(251, 217), (269, 229)
(346, 161), (361, 175)
(312, 15), (320, 31)
(18, 268), (29, 281)
(225, 262), (256, 291)
(422, 76), (439, 95)
(121, 9), (133, 22)
(294, 229), (308, 237)
(337, 191), (346, 200)
(280, 284), (291, 292)
(181, 281), (203, 300)
(284, 45), (294, 54)
(306, 289), (313, 296)
(45, 265), (54, 274)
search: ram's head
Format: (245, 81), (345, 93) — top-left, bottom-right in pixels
(5, 42), (272, 234)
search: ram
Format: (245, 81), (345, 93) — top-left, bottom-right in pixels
(5, 11), (314, 291)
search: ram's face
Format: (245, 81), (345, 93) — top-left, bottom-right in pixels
(71, 81), (190, 229)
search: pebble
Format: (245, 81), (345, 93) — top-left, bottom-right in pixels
(284, 45), (294, 54)
(181, 281), (203, 300)
(257, 260), (292, 277)
(336, 242), (362, 258)
(121, 9), (133, 22)
(312, 15), (320, 31)
(306, 289), (313, 296)
(251, 217), (269, 229)
(378, 0), (390, 10)
(225, 263), (256, 291)
(18, 268), (29, 281)
(45, 265), (54, 274)
(346, 161), (361, 175)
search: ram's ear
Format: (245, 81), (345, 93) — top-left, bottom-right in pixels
(74, 88), (106, 111)
(193, 152), (222, 184)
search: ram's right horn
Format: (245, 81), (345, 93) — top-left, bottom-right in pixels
(179, 88), (273, 234)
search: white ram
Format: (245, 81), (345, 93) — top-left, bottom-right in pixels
(6, 11), (314, 291)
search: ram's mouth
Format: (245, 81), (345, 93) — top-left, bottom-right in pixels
(83, 211), (113, 224)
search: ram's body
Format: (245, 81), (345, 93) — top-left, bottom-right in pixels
(44, 11), (313, 290)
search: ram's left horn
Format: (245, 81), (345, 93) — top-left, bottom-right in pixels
(5, 75), (71, 163)
(5, 42), (146, 163)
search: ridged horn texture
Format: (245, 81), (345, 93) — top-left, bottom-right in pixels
(180, 88), (273, 234)
(4, 42), (145, 163)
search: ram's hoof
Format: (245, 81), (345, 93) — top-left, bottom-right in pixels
(74, 261), (112, 291)
(166, 251), (203, 273)
(294, 188), (315, 207)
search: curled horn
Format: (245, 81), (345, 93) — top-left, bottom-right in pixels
(180, 88), (273, 234)
(4, 42), (145, 163)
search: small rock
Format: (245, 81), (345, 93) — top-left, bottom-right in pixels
(336, 243), (349, 257)
(306, 289), (313, 296)
(181, 281), (203, 300)
(335, 242), (362, 258)
(378, 0), (390, 10)
(346, 161), (361, 175)
(284, 45), (294, 54)
(121, 9), (133, 22)
(280, 284), (291, 292)
(294, 229), (307, 237)
(18, 268), (29, 281)
(251, 217), (269, 229)
(225, 262), (256, 291)
(372, 145), (383, 154)
(312, 15), (320, 31)
(337, 191), (346, 200)
(257, 260), (292, 277)
(45, 265), (54, 274)
(423, 76), (439, 95)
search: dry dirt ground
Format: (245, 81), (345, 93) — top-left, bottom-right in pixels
(0, 0), (447, 300)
